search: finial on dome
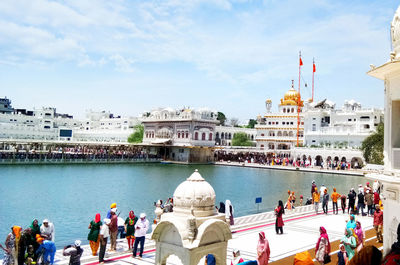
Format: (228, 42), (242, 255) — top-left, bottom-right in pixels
(187, 169), (205, 181)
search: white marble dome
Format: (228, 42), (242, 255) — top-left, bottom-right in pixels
(391, 5), (400, 58)
(173, 169), (216, 217)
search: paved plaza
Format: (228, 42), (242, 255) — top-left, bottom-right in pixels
(48, 204), (376, 265)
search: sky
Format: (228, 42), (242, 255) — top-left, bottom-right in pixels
(0, 0), (398, 122)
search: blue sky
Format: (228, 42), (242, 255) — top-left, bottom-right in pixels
(0, 0), (398, 122)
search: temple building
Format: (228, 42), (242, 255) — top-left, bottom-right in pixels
(141, 107), (218, 163)
(255, 81), (305, 157)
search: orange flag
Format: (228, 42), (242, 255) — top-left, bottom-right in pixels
(313, 62), (316, 72)
(299, 57), (303, 66)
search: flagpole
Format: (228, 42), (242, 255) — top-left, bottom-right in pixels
(297, 51), (301, 147)
(312, 58), (315, 102)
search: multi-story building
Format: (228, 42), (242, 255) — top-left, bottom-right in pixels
(0, 98), (138, 143)
(255, 82), (305, 157)
(141, 107), (218, 162)
(303, 99), (384, 148)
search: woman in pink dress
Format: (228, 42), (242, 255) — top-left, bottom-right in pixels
(257, 232), (270, 265)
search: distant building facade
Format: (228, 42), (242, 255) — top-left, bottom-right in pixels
(303, 99), (383, 148)
(0, 98), (138, 143)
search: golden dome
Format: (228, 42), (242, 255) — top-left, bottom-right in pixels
(265, 99), (272, 103)
(280, 82), (304, 106)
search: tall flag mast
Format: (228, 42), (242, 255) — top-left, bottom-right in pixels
(312, 58), (316, 102)
(297, 51), (303, 147)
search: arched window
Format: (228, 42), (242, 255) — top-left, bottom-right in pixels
(146, 132), (149, 138)
(185, 131), (189, 138)
(228, 133), (232, 139)
(177, 132), (181, 138)
(209, 133), (213, 141)
(291, 108), (294, 113)
(202, 132), (206, 140)
(261, 133), (265, 136)
(277, 131), (282, 136)
(260, 144), (264, 149)
(194, 132), (198, 140)
(221, 132), (225, 139)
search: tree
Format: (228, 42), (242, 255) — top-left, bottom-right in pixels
(247, 119), (257, 128)
(217, 112), (226, 126)
(361, 122), (384, 165)
(232, 132), (252, 146)
(128, 124), (144, 143)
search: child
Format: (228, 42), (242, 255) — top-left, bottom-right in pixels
(337, 244), (348, 265)
(25, 245), (37, 265)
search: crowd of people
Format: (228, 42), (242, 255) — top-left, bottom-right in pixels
(0, 146), (160, 161)
(215, 151), (357, 170)
(0, 219), (58, 265)
(1, 180), (395, 265)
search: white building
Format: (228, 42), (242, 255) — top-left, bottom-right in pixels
(141, 107), (219, 162)
(303, 99), (383, 148)
(255, 81), (305, 157)
(0, 99), (138, 143)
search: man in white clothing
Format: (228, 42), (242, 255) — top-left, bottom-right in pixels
(40, 219), (55, 241)
(132, 213), (149, 259)
(319, 185), (327, 196)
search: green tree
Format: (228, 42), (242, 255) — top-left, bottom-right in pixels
(232, 132), (252, 146)
(246, 119), (257, 128)
(217, 112), (226, 126)
(128, 124), (144, 143)
(361, 122), (384, 165)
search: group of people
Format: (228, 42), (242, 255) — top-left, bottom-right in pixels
(87, 203), (150, 264)
(0, 219), (58, 265)
(308, 180), (381, 217)
(214, 151), (358, 170)
(0, 146), (159, 161)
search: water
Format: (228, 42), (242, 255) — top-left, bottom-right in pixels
(0, 163), (370, 251)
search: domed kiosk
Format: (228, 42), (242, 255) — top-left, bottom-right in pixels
(151, 169), (232, 265)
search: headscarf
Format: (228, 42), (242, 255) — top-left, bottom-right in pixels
(346, 215), (356, 230)
(30, 219), (41, 235)
(333, 188), (336, 192)
(225, 200), (234, 219)
(95, 213), (101, 223)
(348, 245), (382, 265)
(218, 202), (225, 213)
(110, 203), (117, 209)
(278, 200), (285, 214)
(354, 221), (363, 243)
(12, 226), (22, 239)
(128, 211), (136, 225)
(345, 228), (353, 238)
(316, 227), (331, 254)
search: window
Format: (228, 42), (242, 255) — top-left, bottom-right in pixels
(202, 133), (206, 140)
(186, 132), (189, 138)
(301, 122), (304, 125)
(290, 122), (294, 125)
(312, 124), (316, 131)
(261, 133), (265, 136)
(209, 133), (213, 141)
(178, 132), (181, 138)
(283, 108), (286, 113)
(268, 122), (271, 125)
(348, 119), (352, 122)
(194, 132), (198, 140)
(313, 118), (316, 120)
